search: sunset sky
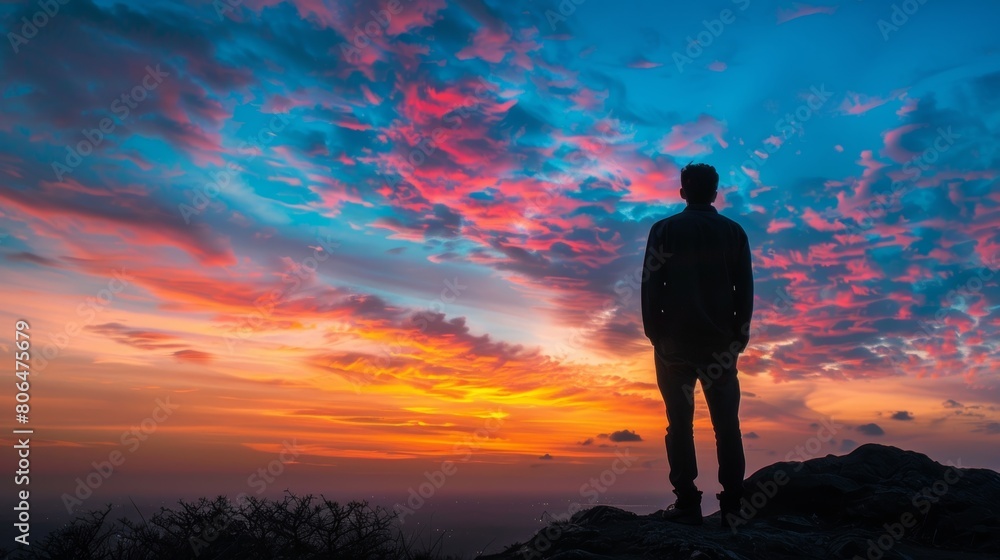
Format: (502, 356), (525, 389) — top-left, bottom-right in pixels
(1, 0), (998, 552)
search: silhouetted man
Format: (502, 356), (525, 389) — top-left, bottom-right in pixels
(640, 163), (753, 529)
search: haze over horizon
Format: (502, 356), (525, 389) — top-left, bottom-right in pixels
(1, 0), (998, 554)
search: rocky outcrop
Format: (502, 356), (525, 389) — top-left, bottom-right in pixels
(481, 444), (1000, 560)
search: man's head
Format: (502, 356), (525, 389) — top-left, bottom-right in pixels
(679, 163), (719, 204)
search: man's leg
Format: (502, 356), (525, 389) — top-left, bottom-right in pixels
(701, 364), (746, 499)
(654, 349), (699, 500)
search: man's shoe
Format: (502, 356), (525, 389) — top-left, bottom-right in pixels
(718, 491), (745, 531)
(662, 491), (703, 525)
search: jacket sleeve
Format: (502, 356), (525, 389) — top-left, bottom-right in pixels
(641, 224), (661, 343)
(733, 227), (754, 353)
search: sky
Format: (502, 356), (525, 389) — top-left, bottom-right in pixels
(1, 0), (999, 554)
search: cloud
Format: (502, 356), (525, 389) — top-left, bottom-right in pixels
(840, 439), (858, 452)
(4, 252), (61, 267)
(744, 432), (760, 439)
(659, 114), (728, 156)
(942, 400), (964, 408)
(776, 3), (838, 24)
(890, 411), (914, 421)
(608, 429), (642, 443)
(856, 423), (885, 436)
(578, 438), (594, 446)
(625, 56), (662, 69)
(173, 349), (214, 363)
(539, 453), (553, 460)
(86, 323), (184, 350)
(839, 91), (893, 116)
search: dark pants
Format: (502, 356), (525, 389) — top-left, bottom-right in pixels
(654, 347), (746, 500)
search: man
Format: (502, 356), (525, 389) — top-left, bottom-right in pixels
(640, 162), (753, 529)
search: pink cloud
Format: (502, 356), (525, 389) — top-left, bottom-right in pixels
(897, 97), (919, 117)
(801, 207), (843, 232)
(627, 57), (663, 69)
(660, 114), (729, 156)
(839, 91), (892, 116)
(777, 3), (838, 24)
(621, 156), (682, 204)
(457, 25), (511, 63)
(880, 123), (926, 163)
(767, 219), (796, 233)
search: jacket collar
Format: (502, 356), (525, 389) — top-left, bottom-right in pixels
(683, 203), (718, 213)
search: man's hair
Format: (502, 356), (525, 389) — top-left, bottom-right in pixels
(680, 163), (719, 204)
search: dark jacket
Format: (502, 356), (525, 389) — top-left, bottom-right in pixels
(640, 203), (753, 359)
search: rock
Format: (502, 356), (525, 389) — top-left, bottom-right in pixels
(481, 444), (1000, 560)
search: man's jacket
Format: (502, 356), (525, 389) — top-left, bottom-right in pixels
(641, 202), (754, 360)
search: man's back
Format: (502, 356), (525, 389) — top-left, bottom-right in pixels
(645, 163), (752, 529)
(641, 202), (753, 360)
